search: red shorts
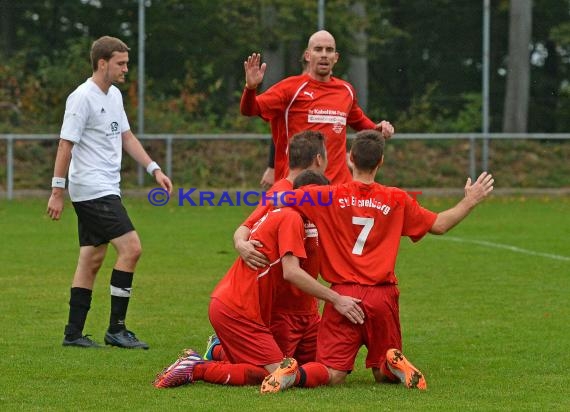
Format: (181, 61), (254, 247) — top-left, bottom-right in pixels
(208, 297), (283, 367)
(270, 312), (320, 365)
(316, 283), (402, 371)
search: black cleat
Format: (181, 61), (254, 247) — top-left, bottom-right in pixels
(62, 335), (103, 348)
(104, 329), (149, 349)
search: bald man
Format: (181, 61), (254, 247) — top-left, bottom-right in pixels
(241, 30), (394, 184)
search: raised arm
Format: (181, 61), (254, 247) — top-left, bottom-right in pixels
(244, 53), (266, 90)
(240, 53), (266, 117)
(430, 172), (494, 235)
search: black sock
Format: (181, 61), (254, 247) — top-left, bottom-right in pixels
(65, 287), (92, 340)
(108, 269), (133, 333)
(297, 366), (307, 388)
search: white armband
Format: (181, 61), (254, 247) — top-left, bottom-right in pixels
(51, 177), (66, 188)
(146, 161), (161, 176)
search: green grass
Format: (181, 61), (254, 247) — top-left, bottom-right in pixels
(0, 195), (569, 411)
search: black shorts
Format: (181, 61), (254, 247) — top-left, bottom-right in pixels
(72, 195), (135, 247)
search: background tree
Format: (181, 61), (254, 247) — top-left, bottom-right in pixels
(503, 0), (532, 132)
(529, 0), (570, 132)
(0, 0), (569, 134)
(347, 1), (369, 110)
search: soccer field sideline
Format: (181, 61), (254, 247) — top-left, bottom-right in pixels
(434, 235), (570, 261)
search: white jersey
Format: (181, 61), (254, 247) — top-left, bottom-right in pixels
(60, 78), (130, 202)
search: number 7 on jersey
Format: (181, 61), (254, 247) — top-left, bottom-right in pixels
(352, 217), (374, 255)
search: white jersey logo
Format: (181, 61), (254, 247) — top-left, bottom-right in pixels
(303, 91), (315, 99)
(304, 221), (318, 238)
(307, 108), (347, 134)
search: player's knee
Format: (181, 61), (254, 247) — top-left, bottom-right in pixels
(124, 244), (142, 265)
(90, 254), (105, 272)
(130, 242), (142, 261)
(120, 238), (142, 264)
(85, 248), (106, 273)
(112, 231), (142, 263)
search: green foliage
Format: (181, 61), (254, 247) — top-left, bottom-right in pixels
(550, 22), (570, 47)
(1, 1), (569, 191)
(0, 38), (91, 132)
(1, 0), (569, 134)
(3, 137), (570, 191)
(395, 83), (482, 133)
(555, 84), (570, 132)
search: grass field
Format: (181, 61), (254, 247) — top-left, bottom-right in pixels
(0, 195), (569, 411)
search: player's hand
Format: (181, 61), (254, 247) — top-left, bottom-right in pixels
(332, 296), (365, 324)
(464, 171), (494, 207)
(46, 190), (65, 220)
(244, 53), (266, 89)
(236, 239), (270, 269)
(260, 167), (275, 190)
(375, 120), (394, 139)
(154, 170), (173, 194)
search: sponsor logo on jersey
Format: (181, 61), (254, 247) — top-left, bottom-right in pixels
(304, 222), (318, 238)
(307, 108), (347, 134)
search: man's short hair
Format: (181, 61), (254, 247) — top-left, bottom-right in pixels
(293, 170), (330, 189)
(90, 36), (130, 71)
(350, 130), (385, 172)
(288, 130), (326, 169)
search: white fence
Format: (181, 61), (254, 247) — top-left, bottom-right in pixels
(2, 133), (569, 199)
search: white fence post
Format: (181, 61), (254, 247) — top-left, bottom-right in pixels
(7, 136), (13, 200)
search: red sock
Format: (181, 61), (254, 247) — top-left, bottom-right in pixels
(194, 361), (268, 386)
(296, 362), (329, 388)
(211, 345), (227, 361)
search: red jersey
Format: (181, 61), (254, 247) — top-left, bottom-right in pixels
(241, 74), (376, 184)
(271, 218), (320, 315)
(242, 178), (292, 229)
(211, 208), (307, 326)
(288, 181), (438, 285)
(242, 178), (320, 316)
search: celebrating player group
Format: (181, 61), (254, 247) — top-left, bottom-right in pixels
(151, 30), (494, 393)
(47, 30), (493, 394)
